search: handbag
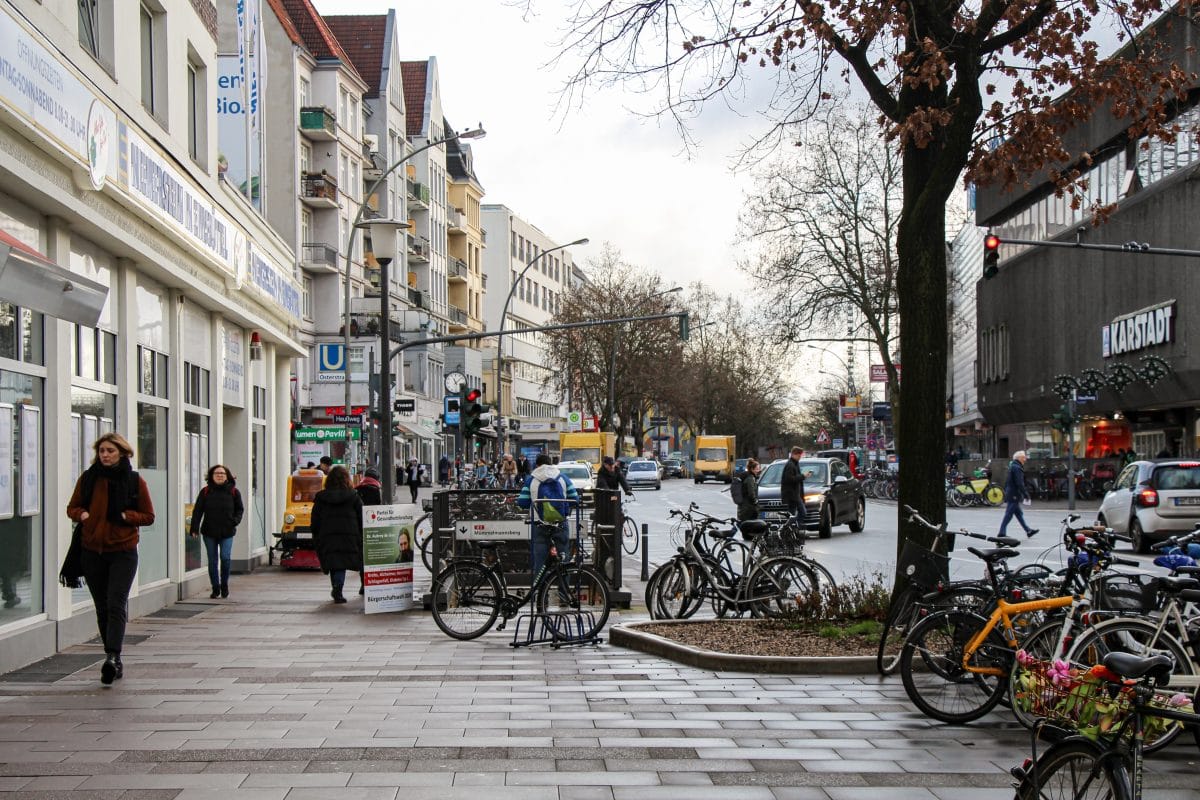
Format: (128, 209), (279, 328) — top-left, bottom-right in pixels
(59, 523), (84, 588)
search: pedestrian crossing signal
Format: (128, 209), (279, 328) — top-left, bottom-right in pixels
(983, 234), (1001, 280)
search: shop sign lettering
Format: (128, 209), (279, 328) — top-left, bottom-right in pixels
(1102, 300), (1174, 358)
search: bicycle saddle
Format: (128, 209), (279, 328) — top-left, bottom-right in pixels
(1103, 651), (1174, 685)
(967, 546), (1020, 563)
(993, 536), (1021, 547)
(738, 520), (769, 537)
(1156, 575), (1200, 594)
(709, 528), (738, 540)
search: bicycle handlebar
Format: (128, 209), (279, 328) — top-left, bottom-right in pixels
(903, 504), (1017, 545)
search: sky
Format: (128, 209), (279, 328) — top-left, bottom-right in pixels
(310, 0), (766, 297)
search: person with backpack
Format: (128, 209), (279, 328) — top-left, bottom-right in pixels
(66, 432), (155, 685)
(516, 453), (579, 578)
(188, 465), (244, 599)
(733, 459), (761, 522)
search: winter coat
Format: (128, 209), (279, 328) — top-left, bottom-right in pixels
(780, 457), (805, 506)
(517, 464), (580, 524)
(189, 480), (243, 540)
(355, 477), (382, 506)
(311, 488), (364, 573)
(1004, 460), (1028, 504)
(66, 459), (155, 553)
(403, 463), (424, 487)
(596, 466), (631, 494)
(736, 471), (760, 522)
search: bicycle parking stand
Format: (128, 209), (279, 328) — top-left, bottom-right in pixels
(510, 610), (603, 649)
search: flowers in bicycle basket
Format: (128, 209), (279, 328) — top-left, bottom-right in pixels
(1012, 651), (1194, 742)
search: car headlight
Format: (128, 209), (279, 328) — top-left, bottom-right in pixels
(284, 513), (296, 524)
(804, 493), (824, 503)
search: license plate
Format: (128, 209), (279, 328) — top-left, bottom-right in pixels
(295, 532), (313, 539)
(1174, 497), (1200, 506)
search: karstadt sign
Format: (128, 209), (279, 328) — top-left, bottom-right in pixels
(1102, 300), (1174, 358)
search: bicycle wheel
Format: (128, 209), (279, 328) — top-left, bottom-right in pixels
(900, 609), (1008, 724)
(1069, 619), (1194, 752)
(1010, 619), (1073, 730)
(536, 563), (610, 641)
(429, 561), (502, 641)
(649, 558), (703, 619)
(878, 587), (920, 676)
(1013, 739), (1130, 800)
(415, 513), (436, 572)
(621, 516), (639, 555)
(983, 483), (1005, 506)
(750, 556), (819, 617)
(799, 556), (839, 599)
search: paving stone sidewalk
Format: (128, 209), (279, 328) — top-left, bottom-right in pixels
(0, 567), (1196, 799)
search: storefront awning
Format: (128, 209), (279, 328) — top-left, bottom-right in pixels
(0, 229), (107, 325)
(395, 421), (435, 440)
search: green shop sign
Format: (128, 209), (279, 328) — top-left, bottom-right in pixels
(294, 426), (361, 442)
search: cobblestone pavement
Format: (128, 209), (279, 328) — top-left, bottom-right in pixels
(1, 567), (1197, 799)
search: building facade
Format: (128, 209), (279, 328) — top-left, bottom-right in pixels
(0, 0), (302, 672)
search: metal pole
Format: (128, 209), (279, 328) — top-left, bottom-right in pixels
(1066, 396), (1077, 511)
(640, 523), (649, 581)
(607, 325), (619, 451)
(379, 256), (394, 503)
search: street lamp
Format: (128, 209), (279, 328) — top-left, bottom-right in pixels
(341, 125), (485, 494)
(807, 344), (857, 395)
(496, 236), (589, 452)
(360, 218), (410, 503)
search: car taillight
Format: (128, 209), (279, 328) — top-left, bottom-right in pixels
(1137, 488), (1159, 507)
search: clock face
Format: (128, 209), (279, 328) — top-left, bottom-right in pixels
(444, 371), (467, 393)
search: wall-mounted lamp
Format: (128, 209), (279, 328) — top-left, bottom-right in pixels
(249, 331), (263, 361)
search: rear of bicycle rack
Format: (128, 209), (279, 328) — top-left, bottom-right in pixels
(510, 611), (603, 648)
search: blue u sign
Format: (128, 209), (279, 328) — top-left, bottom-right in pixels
(318, 343), (345, 372)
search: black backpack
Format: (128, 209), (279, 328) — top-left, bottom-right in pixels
(729, 475), (745, 505)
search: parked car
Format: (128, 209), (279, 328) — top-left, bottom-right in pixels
(662, 458), (684, 478)
(625, 459), (662, 490)
(1097, 459), (1200, 552)
(556, 461), (596, 492)
(755, 457), (866, 538)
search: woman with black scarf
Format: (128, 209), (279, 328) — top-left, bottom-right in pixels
(188, 465), (244, 599)
(66, 433), (155, 685)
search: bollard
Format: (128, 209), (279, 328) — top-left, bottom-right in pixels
(640, 523), (649, 581)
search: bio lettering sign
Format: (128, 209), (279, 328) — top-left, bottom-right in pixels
(1102, 300), (1175, 358)
(294, 426), (361, 442)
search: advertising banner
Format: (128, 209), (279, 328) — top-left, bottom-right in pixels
(362, 504), (419, 613)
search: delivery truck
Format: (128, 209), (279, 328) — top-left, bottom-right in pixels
(693, 435), (736, 483)
(558, 431), (616, 475)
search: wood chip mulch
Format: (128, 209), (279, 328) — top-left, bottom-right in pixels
(635, 619), (878, 658)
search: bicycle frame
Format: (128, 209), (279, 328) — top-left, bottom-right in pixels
(961, 594), (1080, 676)
(1086, 599), (1200, 692)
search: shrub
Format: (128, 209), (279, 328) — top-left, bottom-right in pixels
(780, 570), (892, 626)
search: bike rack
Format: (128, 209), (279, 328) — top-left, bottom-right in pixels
(510, 610), (603, 649)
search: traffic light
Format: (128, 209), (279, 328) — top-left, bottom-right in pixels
(460, 388), (486, 435)
(1051, 404), (1077, 432)
(678, 312), (690, 341)
(983, 233), (1001, 280)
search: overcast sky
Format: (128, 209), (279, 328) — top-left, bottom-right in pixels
(311, 0), (766, 297)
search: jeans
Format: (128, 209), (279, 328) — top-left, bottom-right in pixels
(203, 535), (233, 590)
(530, 523), (569, 582)
(786, 501), (802, 525)
(80, 547), (138, 655)
(409, 484), (419, 503)
(330, 569), (346, 592)
(999, 501), (1031, 536)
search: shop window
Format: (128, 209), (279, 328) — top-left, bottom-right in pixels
(135, 402), (169, 584)
(183, 362), (210, 408)
(0, 304), (44, 365)
(0, 372), (44, 621)
(138, 345), (169, 399)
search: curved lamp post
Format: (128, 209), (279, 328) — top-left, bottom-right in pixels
(495, 236), (588, 452)
(807, 344), (857, 395)
(341, 125), (485, 491)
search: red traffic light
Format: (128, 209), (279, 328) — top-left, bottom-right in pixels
(984, 234), (1001, 251)
(464, 388), (481, 402)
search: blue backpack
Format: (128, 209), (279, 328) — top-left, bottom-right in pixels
(531, 474), (570, 523)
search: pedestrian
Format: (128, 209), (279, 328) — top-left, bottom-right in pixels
(596, 455), (633, 496)
(736, 459), (762, 522)
(999, 450), (1038, 538)
(310, 465), (363, 604)
(66, 432), (155, 685)
(945, 449), (959, 474)
(1125, 448), (1138, 466)
(516, 453), (530, 478)
(317, 456), (333, 475)
(438, 453), (451, 487)
(403, 459), (424, 503)
(517, 454), (579, 579)
(188, 465), (244, 599)
(499, 454), (519, 490)
(780, 446), (806, 524)
(355, 467), (382, 506)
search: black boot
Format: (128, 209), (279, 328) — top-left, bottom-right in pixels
(210, 587), (220, 599)
(331, 588), (346, 604)
(113, 654), (123, 681)
(100, 653), (118, 685)
(220, 583), (229, 599)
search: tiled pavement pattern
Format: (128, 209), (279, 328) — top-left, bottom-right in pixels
(1, 568), (1197, 799)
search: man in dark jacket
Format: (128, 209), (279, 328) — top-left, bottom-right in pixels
(596, 456), (632, 495)
(999, 450), (1038, 538)
(780, 446), (805, 523)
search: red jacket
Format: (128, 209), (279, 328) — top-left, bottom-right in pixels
(67, 474), (155, 553)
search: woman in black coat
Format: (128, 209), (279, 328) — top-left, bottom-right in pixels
(311, 465), (363, 603)
(188, 465), (244, 599)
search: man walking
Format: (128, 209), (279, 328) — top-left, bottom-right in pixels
(1000, 450), (1038, 538)
(780, 446), (805, 524)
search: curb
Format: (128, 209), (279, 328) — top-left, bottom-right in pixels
(611, 619), (878, 675)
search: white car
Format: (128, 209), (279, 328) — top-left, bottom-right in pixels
(1097, 459), (1200, 552)
(556, 461), (595, 492)
(625, 459), (662, 490)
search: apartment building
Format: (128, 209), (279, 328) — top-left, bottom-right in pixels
(0, 0), (303, 671)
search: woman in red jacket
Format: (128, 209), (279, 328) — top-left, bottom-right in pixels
(66, 433), (155, 685)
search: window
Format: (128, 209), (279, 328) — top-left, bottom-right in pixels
(186, 55), (207, 165)
(183, 362), (210, 408)
(302, 276), (313, 319)
(350, 98), (358, 137)
(78, 0), (113, 68)
(299, 77), (311, 107)
(511, 231), (517, 258)
(138, 345), (169, 399)
(139, 4), (164, 118)
(299, 142), (311, 174)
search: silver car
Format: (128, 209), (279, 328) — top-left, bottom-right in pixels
(625, 459), (662, 490)
(1097, 459), (1200, 552)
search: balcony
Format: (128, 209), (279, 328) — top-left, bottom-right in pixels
(447, 305), (468, 326)
(407, 287), (427, 308)
(300, 242), (339, 273)
(447, 257), (468, 281)
(299, 106), (336, 141)
(406, 178), (430, 209)
(446, 206), (463, 232)
(407, 235), (430, 263)
(300, 171), (339, 209)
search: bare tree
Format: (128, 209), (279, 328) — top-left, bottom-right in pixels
(740, 104), (901, 408)
(544, 0), (1195, 554)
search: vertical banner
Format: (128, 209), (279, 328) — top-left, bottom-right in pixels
(362, 504), (418, 613)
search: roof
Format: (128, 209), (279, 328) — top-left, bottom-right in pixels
(400, 60), (429, 137)
(276, 0), (364, 84)
(323, 15), (387, 96)
(263, 0), (303, 46)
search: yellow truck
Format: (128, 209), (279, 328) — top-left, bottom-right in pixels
(693, 435), (736, 483)
(559, 431), (616, 475)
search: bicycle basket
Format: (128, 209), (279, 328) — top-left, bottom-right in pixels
(1010, 657), (1189, 743)
(1095, 573), (1160, 613)
(898, 540), (949, 589)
